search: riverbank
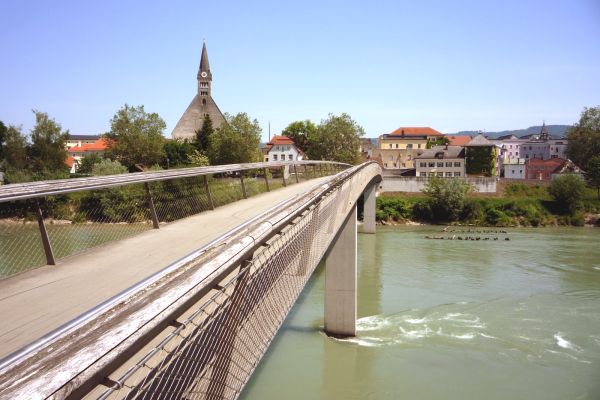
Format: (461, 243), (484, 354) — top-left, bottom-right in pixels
(375, 182), (600, 228)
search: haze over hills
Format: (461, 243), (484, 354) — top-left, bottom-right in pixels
(449, 124), (572, 139)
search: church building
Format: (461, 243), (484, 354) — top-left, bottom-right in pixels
(172, 42), (227, 139)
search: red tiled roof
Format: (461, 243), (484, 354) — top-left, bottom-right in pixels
(526, 158), (565, 167)
(68, 138), (109, 153)
(65, 156), (76, 168)
(267, 135), (295, 145)
(446, 135), (472, 146)
(388, 127), (442, 136)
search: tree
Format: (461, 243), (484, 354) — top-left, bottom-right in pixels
(585, 156), (600, 199)
(548, 174), (585, 215)
(208, 112), (261, 165)
(281, 120), (317, 153)
(91, 159), (128, 176)
(28, 110), (69, 174)
(104, 104), (166, 169)
(567, 105), (600, 170)
(77, 153), (102, 174)
(309, 113), (364, 164)
(163, 139), (196, 168)
(0, 121), (6, 161)
(195, 115), (214, 152)
(1, 125), (28, 170)
(422, 177), (472, 221)
(427, 136), (450, 149)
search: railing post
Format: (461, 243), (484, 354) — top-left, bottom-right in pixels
(35, 199), (56, 265)
(319, 164), (324, 176)
(281, 166), (287, 187)
(293, 164), (299, 183)
(240, 174), (247, 199)
(144, 183), (160, 229)
(304, 164), (309, 180)
(204, 175), (215, 210)
(325, 205), (356, 338)
(263, 168), (270, 192)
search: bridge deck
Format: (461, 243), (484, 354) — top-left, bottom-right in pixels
(0, 178), (327, 359)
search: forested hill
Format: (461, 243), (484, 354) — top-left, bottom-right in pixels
(452, 124), (571, 139)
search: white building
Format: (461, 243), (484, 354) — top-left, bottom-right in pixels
(415, 145), (466, 177)
(503, 158), (526, 179)
(263, 135), (305, 162)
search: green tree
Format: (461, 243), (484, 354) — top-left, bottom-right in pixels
(566, 105), (600, 170)
(208, 112), (261, 165)
(585, 155), (600, 199)
(310, 113), (364, 164)
(77, 153), (102, 174)
(548, 174), (585, 215)
(188, 150), (210, 167)
(104, 104), (166, 169)
(195, 114), (214, 152)
(163, 139), (196, 168)
(28, 111), (69, 175)
(0, 121), (7, 161)
(1, 125), (31, 183)
(422, 177), (472, 221)
(281, 120), (317, 153)
(426, 136), (450, 149)
(91, 159), (128, 176)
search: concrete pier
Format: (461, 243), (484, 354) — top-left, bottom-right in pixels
(324, 205), (357, 337)
(362, 183), (376, 234)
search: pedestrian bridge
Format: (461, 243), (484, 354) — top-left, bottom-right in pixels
(0, 160), (382, 399)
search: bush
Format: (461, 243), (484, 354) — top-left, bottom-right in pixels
(422, 177), (472, 221)
(376, 197), (411, 221)
(548, 175), (586, 215)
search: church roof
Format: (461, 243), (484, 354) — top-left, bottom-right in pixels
(172, 95), (226, 140)
(197, 41), (211, 80)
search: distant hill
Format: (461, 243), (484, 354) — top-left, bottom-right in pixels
(451, 125), (572, 139)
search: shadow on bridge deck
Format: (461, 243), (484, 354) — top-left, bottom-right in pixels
(0, 177), (328, 359)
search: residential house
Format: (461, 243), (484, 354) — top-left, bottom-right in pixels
(374, 127), (443, 171)
(263, 135), (305, 162)
(415, 145), (466, 177)
(465, 134), (498, 176)
(503, 158), (526, 179)
(525, 158), (566, 180)
(66, 134), (101, 150)
(67, 137), (109, 172)
(520, 123), (568, 161)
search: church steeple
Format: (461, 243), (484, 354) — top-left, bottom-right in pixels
(539, 120), (549, 141)
(197, 41), (212, 97)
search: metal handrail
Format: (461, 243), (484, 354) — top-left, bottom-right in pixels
(0, 161), (382, 399)
(0, 160), (349, 203)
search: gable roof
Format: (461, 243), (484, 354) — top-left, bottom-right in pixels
(388, 127), (442, 136)
(68, 138), (109, 152)
(466, 134), (494, 147)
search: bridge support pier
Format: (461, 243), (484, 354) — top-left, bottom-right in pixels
(325, 205), (356, 338)
(363, 182), (377, 234)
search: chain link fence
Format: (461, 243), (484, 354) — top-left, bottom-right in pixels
(0, 163), (343, 279)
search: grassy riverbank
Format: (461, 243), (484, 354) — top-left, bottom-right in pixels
(376, 182), (600, 227)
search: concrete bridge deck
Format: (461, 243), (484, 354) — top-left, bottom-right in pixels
(0, 177), (327, 359)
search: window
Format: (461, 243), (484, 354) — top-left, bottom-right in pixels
(384, 163), (388, 168)
(428, 162), (435, 167)
(402, 163), (406, 167)
(420, 162), (426, 167)
(393, 162), (397, 168)
(454, 162), (461, 167)
(437, 162), (443, 167)
(428, 172), (435, 177)
(200, 91), (208, 96)
(511, 170), (515, 175)
(288, 154), (293, 160)
(389, 144), (392, 149)
(445, 172), (452, 177)
(395, 143), (398, 148)
(420, 172), (427, 177)
(445, 162), (452, 167)
(407, 144), (413, 149)
(437, 172), (443, 177)
(273, 154), (278, 161)
(454, 172), (461, 177)
(407, 155), (412, 161)
(418, 144), (422, 148)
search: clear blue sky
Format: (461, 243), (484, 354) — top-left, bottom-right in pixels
(1, 0), (599, 142)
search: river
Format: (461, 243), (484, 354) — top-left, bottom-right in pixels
(240, 226), (600, 400)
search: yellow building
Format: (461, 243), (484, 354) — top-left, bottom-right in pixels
(374, 127), (443, 170)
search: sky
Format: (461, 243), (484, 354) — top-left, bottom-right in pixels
(1, 0), (599, 142)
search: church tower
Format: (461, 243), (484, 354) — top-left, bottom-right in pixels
(172, 41), (226, 140)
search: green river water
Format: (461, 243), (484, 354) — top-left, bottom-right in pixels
(240, 226), (600, 400)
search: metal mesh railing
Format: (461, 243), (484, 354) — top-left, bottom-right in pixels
(0, 163), (343, 279)
(0, 161), (381, 400)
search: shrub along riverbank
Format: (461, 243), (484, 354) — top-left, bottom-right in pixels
(375, 180), (600, 227)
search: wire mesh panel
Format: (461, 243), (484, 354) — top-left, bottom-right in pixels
(87, 164), (379, 400)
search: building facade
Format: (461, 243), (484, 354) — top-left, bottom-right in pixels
(503, 158), (526, 179)
(263, 135), (304, 162)
(525, 158), (566, 180)
(66, 135), (101, 150)
(374, 127), (443, 170)
(415, 145), (466, 177)
(67, 137), (109, 173)
(172, 42), (227, 140)
(465, 134), (498, 176)
(520, 123), (568, 161)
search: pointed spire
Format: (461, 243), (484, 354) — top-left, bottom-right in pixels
(540, 120), (549, 141)
(198, 40), (212, 80)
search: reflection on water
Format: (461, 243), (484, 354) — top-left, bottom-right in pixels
(241, 226), (600, 400)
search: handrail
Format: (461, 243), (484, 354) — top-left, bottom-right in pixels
(0, 161), (382, 399)
(0, 160), (349, 203)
